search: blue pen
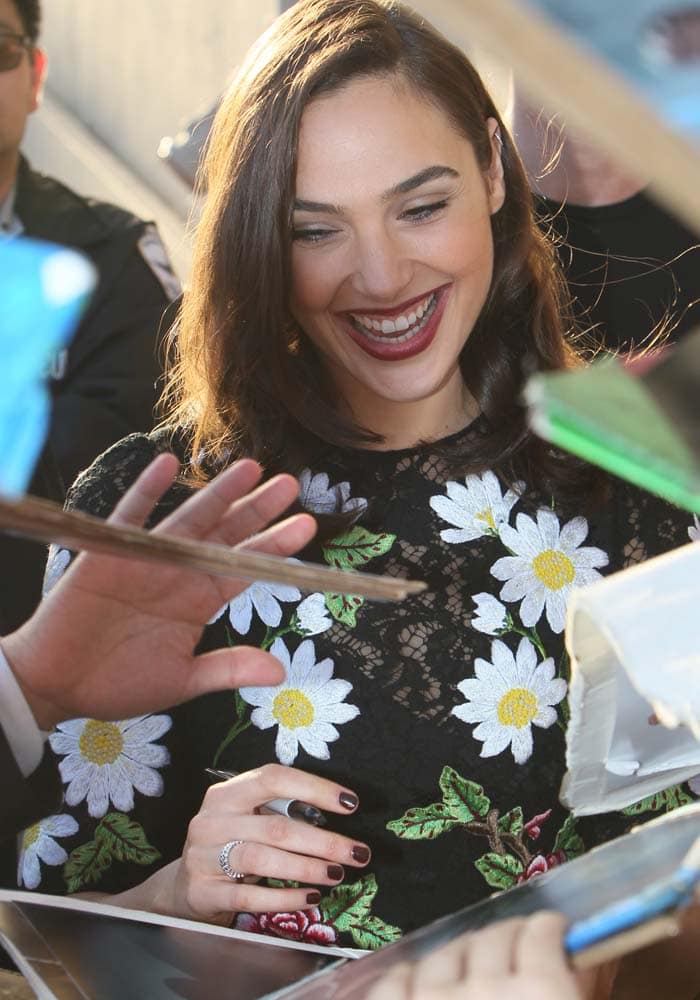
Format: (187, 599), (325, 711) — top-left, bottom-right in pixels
(565, 838), (700, 955)
(204, 767), (327, 827)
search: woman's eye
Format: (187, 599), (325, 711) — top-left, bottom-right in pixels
(401, 199), (449, 223)
(292, 227), (336, 245)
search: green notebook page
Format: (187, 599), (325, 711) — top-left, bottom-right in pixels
(525, 359), (700, 514)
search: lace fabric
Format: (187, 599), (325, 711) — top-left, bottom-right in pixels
(23, 424), (696, 949)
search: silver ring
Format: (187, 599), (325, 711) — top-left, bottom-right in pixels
(219, 839), (246, 881)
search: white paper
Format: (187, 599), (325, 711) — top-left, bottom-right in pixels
(562, 540), (700, 815)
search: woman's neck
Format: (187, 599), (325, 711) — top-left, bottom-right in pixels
(345, 377), (479, 451)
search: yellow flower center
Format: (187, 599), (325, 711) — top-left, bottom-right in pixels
(476, 507), (496, 530)
(79, 720), (124, 765)
(272, 689), (315, 729)
(532, 548), (575, 590)
(498, 687), (539, 728)
(22, 823), (40, 849)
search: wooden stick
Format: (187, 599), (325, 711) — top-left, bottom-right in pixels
(0, 494), (426, 602)
(412, 0), (700, 235)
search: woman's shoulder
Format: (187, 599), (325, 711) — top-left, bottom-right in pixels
(66, 427), (189, 520)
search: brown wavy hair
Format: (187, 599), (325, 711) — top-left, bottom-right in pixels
(163, 0), (590, 498)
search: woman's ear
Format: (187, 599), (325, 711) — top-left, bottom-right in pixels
(485, 117), (506, 215)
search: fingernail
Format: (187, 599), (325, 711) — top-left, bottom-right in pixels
(339, 791), (358, 810)
(327, 864), (344, 881)
(306, 891), (321, 904)
(351, 845), (370, 864)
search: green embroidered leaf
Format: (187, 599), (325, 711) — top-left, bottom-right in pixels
(439, 767), (490, 822)
(320, 874), (377, 930)
(267, 878), (300, 889)
(349, 915), (402, 950)
(553, 815), (584, 858)
(325, 592), (364, 627)
(64, 839), (112, 893)
(386, 802), (459, 840)
(497, 806), (524, 835)
(322, 527), (396, 571)
(474, 852), (523, 889)
(95, 813), (160, 866)
(622, 785), (693, 816)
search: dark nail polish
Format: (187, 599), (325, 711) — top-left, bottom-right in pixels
(327, 864), (344, 881)
(351, 845), (370, 864)
(339, 791), (359, 810)
(306, 891), (321, 904)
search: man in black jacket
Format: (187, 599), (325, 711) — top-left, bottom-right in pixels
(0, 0), (180, 632)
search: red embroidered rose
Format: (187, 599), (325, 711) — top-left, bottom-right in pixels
(517, 850), (566, 883)
(235, 907), (338, 945)
(523, 809), (552, 841)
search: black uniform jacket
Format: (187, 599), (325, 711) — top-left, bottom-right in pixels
(1, 159), (179, 633)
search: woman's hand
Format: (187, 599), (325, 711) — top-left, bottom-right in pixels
(147, 764), (371, 924)
(3, 454), (316, 729)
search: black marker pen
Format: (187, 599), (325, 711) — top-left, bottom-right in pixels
(204, 767), (327, 827)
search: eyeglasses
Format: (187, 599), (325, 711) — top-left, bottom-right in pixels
(0, 32), (32, 73)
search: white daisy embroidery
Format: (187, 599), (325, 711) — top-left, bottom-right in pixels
(492, 509), (608, 633)
(471, 593), (508, 636)
(430, 471), (522, 543)
(210, 579), (302, 633)
(240, 637), (359, 765)
(689, 516), (700, 543)
(298, 470), (367, 516)
(452, 637), (567, 765)
(17, 814), (78, 889)
(49, 714), (171, 818)
(43, 545), (71, 595)
(296, 593), (333, 636)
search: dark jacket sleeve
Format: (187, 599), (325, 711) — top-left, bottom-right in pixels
(0, 728), (63, 842)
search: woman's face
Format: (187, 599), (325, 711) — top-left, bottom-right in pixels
(289, 73), (505, 445)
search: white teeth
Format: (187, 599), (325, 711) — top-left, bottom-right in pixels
(349, 293), (436, 339)
(348, 292), (438, 345)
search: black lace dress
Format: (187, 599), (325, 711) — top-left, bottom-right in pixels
(19, 419), (697, 951)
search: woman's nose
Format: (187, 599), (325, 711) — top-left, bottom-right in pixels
(350, 228), (413, 303)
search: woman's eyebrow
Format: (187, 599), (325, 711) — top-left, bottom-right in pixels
(293, 165), (460, 217)
(382, 165), (459, 201)
(293, 198), (343, 215)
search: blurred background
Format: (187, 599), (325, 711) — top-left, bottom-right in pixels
(23, 1), (292, 276)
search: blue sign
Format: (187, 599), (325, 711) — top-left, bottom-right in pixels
(0, 238), (95, 496)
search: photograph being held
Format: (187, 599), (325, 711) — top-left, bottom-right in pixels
(22, 1), (696, 988)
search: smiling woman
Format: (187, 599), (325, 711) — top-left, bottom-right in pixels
(288, 74), (503, 445)
(166, 0), (576, 481)
(25, 0), (695, 975)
